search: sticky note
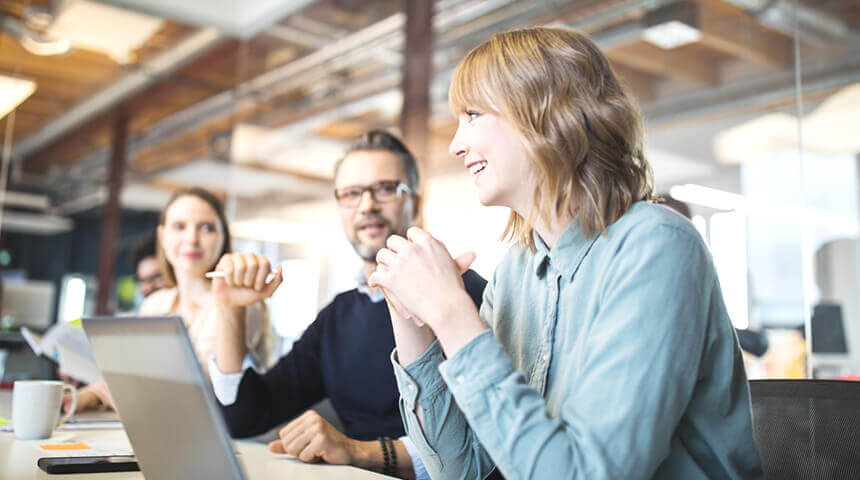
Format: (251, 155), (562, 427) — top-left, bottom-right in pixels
(40, 442), (91, 451)
(0, 417), (7, 425)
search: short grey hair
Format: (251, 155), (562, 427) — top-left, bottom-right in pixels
(334, 129), (420, 192)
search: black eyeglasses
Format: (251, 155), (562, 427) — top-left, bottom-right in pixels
(334, 180), (413, 208)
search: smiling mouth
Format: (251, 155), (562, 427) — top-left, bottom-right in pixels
(358, 221), (387, 233)
(467, 160), (487, 176)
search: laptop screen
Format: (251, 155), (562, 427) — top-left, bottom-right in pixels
(83, 316), (246, 480)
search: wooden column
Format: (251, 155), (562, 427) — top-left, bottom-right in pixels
(95, 111), (128, 315)
(400, 0), (434, 169)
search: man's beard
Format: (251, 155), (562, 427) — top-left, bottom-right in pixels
(353, 240), (382, 262)
(351, 208), (411, 261)
(351, 217), (393, 261)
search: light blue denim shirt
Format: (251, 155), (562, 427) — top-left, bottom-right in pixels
(391, 201), (763, 479)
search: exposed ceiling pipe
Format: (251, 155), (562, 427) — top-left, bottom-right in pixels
(39, 0), (521, 178)
(11, 27), (226, 161)
(643, 49), (860, 126)
(724, 0), (860, 47)
(34, 0), (670, 192)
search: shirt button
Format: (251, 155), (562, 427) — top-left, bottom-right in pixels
(406, 382), (414, 389)
(541, 355), (548, 363)
(456, 375), (465, 384)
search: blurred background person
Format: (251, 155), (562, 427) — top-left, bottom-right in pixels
(65, 187), (272, 412)
(133, 233), (168, 299)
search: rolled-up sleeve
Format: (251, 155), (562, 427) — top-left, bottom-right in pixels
(400, 225), (723, 479)
(392, 336), (497, 479)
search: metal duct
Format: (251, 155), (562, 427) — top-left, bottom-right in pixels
(725, 0), (860, 47)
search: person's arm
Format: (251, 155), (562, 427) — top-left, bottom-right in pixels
(374, 238), (496, 479)
(212, 252), (282, 374)
(62, 381), (114, 413)
(268, 410), (417, 479)
(216, 310), (328, 438)
(387, 272), (498, 479)
(377, 224), (733, 479)
(242, 301), (271, 369)
(385, 271), (486, 367)
(431, 225), (722, 479)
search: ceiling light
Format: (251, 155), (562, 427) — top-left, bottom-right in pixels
(46, 0), (163, 64)
(0, 212), (73, 234)
(1, 15), (70, 56)
(20, 35), (71, 56)
(0, 191), (50, 210)
(643, 20), (701, 49)
(669, 184), (745, 211)
(643, 1), (700, 49)
(0, 74), (37, 119)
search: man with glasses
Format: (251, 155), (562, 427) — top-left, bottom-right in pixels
(209, 130), (486, 479)
(133, 233), (168, 299)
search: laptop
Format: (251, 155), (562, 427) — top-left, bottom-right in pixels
(82, 316), (247, 480)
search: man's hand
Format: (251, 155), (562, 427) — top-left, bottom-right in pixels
(211, 252), (283, 308)
(268, 411), (357, 464)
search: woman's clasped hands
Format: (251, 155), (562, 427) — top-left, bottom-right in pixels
(369, 227), (486, 355)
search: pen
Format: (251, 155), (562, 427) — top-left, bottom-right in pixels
(204, 271), (278, 283)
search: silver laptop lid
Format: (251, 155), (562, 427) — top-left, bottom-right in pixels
(82, 316), (246, 480)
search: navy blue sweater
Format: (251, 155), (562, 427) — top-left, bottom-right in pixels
(221, 270), (487, 441)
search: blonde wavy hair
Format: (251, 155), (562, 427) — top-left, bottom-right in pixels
(449, 27), (654, 249)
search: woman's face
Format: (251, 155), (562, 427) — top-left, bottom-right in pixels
(449, 106), (533, 213)
(158, 195), (224, 279)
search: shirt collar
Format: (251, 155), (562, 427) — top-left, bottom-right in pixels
(532, 220), (599, 280)
(355, 267), (386, 303)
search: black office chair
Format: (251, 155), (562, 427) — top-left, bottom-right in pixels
(749, 379), (860, 479)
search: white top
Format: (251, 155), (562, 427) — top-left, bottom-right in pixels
(140, 287), (271, 377)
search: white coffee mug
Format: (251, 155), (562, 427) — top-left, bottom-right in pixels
(12, 380), (77, 440)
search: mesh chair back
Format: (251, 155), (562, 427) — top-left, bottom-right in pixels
(750, 379), (860, 480)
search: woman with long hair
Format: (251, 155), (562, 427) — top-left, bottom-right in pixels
(370, 28), (762, 479)
(69, 187), (272, 411)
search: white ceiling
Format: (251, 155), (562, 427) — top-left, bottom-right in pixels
(101, 0), (315, 38)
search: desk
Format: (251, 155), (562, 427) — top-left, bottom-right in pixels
(0, 391), (392, 479)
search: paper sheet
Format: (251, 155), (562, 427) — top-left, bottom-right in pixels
(21, 323), (102, 383)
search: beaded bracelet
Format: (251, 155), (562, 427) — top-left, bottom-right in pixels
(378, 436), (397, 476)
(385, 436), (397, 476)
(378, 436), (390, 475)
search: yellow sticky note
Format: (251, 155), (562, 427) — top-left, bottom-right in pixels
(68, 318), (83, 327)
(0, 417), (7, 425)
(40, 442), (91, 451)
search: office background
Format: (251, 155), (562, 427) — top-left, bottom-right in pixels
(1, 0), (858, 380)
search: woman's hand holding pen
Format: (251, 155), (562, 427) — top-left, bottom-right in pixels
(211, 252), (284, 308)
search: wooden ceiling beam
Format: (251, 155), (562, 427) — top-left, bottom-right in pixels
(611, 64), (660, 102)
(696, 5), (792, 68)
(606, 42), (719, 85)
(132, 115), (236, 173)
(23, 40), (242, 173)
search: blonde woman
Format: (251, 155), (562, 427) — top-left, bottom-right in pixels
(68, 187), (271, 412)
(370, 28), (763, 479)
